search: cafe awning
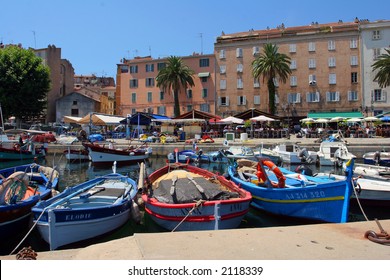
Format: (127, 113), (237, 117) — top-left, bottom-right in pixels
(308, 112), (363, 119)
(78, 113), (125, 125)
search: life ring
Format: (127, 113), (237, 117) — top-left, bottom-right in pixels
(257, 159), (286, 188)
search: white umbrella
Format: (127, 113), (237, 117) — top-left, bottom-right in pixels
(363, 116), (379, 122)
(329, 117), (345, 122)
(220, 116), (244, 124)
(314, 118), (329, 123)
(347, 118), (363, 123)
(250, 115), (275, 122)
(300, 117), (315, 123)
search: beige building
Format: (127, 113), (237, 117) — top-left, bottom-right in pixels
(116, 54), (216, 118)
(34, 45), (74, 123)
(214, 20), (363, 120)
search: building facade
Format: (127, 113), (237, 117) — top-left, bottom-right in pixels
(116, 54), (216, 118)
(34, 45), (74, 123)
(214, 21), (366, 120)
(360, 20), (390, 116)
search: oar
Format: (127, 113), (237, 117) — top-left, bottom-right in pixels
(170, 174), (177, 196)
(187, 174), (204, 194)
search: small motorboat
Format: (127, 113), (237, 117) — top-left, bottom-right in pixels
(142, 162), (251, 231)
(362, 151), (390, 166)
(0, 163), (59, 238)
(32, 162), (139, 250)
(64, 146), (90, 162)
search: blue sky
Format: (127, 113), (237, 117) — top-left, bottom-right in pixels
(1, 0), (389, 79)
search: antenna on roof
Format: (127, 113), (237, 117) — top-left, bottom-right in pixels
(149, 46), (152, 56)
(199, 33), (203, 54)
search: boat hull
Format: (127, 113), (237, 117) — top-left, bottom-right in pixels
(143, 164), (251, 231)
(227, 164), (352, 223)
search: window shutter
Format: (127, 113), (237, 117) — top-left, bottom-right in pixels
(297, 93), (301, 103)
(316, 92), (320, 102)
(382, 90), (387, 101)
(226, 97), (229, 106)
(336, 91), (340, 101)
(217, 97), (221, 106)
(243, 96), (247, 105)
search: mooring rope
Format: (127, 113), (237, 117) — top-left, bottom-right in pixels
(351, 177), (369, 221)
(171, 199), (205, 232)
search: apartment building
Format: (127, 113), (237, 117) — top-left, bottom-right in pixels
(360, 20), (390, 116)
(116, 54), (216, 118)
(214, 20), (364, 120)
(34, 45), (74, 123)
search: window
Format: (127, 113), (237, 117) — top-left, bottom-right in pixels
(372, 30), (381, 40)
(306, 92), (320, 103)
(308, 58), (316, 69)
(218, 96), (229, 106)
(202, 88), (208, 98)
(219, 65), (226, 74)
(249, 95), (260, 106)
(186, 104), (193, 111)
(290, 76), (297, 86)
(199, 58), (209, 67)
(351, 72), (358, 83)
(219, 49), (225, 59)
(308, 42), (316, 52)
(290, 59), (297, 70)
(72, 100), (77, 105)
(237, 78), (243, 89)
(348, 91), (358, 101)
(129, 65), (138, 73)
(220, 79), (226, 90)
(328, 57), (336, 67)
(328, 40), (336, 51)
(253, 78), (260, 88)
(289, 44), (296, 53)
(275, 93), (279, 104)
(129, 79), (138, 88)
(288, 92), (301, 103)
(237, 64), (243, 72)
(186, 89), (192, 99)
(145, 64), (154, 72)
(253, 46), (260, 56)
(145, 78), (155, 87)
(236, 48), (243, 58)
(237, 96), (246, 105)
(131, 108), (137, 114)
(157, 62), (166, 70)
(120, 65), (129, 73)
(157, 106), (166, 115)
(147, 92), (152, 102)
(200, 103), (210, 112)
(329, 73), (336, 85)
(350, 38), (358, 49)
(71, 108), (78, 115)
(373, 48), (381, 60)
(326, 91), (340, 102)
(131, 92), (137, 103)
(350, 56), (358, 66)
(160, 91), (164, 100)
(309, 74), (316, 85)
(273, 78), (279, 87)
(372, 89), (387, 102)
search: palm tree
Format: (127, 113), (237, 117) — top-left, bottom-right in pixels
(252, 43), (292, 115)
(372, 48), (390, 88)
(156, 56), (195, 117)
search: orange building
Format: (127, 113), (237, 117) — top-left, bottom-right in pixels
(116, 54), (216, 118)
(214, 21), (362, 120)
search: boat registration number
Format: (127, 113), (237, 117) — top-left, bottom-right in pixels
(286, 191), (325, 200)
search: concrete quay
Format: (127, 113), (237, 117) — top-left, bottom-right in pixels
(1, 219), (389, 260)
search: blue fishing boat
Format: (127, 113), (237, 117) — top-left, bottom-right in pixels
(0, 163), (59, 238)
(227, 158), (354, 223)
(32, 162), (139, 250)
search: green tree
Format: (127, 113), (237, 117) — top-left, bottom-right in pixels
(372, 48), (390, 88)
(156, 56), (195, 117)
(0, 46), (50, 123)
(252, 43), (291, 115)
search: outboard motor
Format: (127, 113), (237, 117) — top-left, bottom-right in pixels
(374, 151), (381, 165)
(295, 165), (314, 176)
(298, 148), (312, 164)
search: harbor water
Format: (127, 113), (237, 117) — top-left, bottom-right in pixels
(0, 155), (387, 255)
